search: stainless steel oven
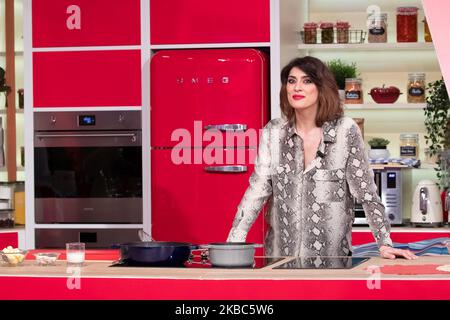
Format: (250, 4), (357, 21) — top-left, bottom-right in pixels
(34, 111), (142, 224)
(353, 168), (403, 225)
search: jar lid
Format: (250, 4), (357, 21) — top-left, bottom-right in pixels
(368, 13), (388, 20)
(397, 6), (418, 13)
(400, 133), (419, 139)
(345, 78), (362, 83)
(336, 21), (350, 29)
(303, 22), (318, 29)
(408, 72), (425, 78)
(319, 22), (334, 29)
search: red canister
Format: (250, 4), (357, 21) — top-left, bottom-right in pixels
(396, 7), (418, 42)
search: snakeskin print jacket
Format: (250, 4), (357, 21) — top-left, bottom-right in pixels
(227, 116), (393, 257)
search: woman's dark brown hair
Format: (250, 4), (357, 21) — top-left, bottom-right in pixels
(280, 56), (343, 126)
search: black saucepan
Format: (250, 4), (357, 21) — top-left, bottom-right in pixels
(119, 241), (197, 267)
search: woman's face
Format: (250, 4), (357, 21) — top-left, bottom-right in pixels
(286, 67), (319, 112)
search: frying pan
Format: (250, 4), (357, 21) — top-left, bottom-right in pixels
(119, 241), (197, 267)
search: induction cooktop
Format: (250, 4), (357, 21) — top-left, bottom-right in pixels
(273, 257), (369, 269)
(109, 257), (283, 269)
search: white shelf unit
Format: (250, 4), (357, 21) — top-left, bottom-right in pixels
(294, 0), (443, 221)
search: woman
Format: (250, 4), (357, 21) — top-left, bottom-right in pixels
(227, 56), (416, 260)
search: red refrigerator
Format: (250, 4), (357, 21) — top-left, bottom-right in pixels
(150, 49), (269, 244)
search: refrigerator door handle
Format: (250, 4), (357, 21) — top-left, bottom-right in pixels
(204, 165), (247, 173)
(204, 124), (247, 132)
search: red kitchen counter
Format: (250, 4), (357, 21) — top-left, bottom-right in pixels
(1, 251), (450, 300)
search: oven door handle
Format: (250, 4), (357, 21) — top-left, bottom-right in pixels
(204, 165), (247, 173)
(36, 133), (137, 142)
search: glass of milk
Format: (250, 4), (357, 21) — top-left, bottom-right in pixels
(66, 242), (85, 266)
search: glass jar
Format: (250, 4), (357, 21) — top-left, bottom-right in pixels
(368, 13), (388, 43)
(320, 22), (334, 44)
(423, 18), (432, 42)
(336, 21), (350, 44)
(303, 22), (318, 44)
(345, 78), (363, 104)
(400, 133), (419, 158)
(0, 209), (14, 228)
(407, 73), (426, 103)
(396, 7), (418, 42)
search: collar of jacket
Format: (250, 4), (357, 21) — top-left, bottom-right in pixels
(285, 118), (338, 144)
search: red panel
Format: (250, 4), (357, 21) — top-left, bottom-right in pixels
(352, 231), (450, 245)
(151, 49), (268, 147)
(32, 0), (141, 47)
(150, 0), (270, 44)
(0, 233), (18, 249)
(1, 277), (450, 300)
(151, 149), (264, 244)
(33, 51), (142, 107)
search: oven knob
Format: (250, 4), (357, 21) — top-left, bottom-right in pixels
(50, 116), (56, 124)
(118, 114), (125, 123)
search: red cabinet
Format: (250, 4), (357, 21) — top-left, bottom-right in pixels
(32, 0), (141, 47)
(33, 50), (142, 107)
(150, 0), (270, 44)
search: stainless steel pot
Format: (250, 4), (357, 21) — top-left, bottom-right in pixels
(200, 242), (263, 267)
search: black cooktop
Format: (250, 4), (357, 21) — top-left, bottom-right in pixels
(274, 257), (369, 269)
(109, 257), (283, 269)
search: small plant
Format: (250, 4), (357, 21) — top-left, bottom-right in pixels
(326, 59), (359, 90)
(0, 67), (11, 108)
(368, 137), (390, 149)
(424, 77), (450, 188)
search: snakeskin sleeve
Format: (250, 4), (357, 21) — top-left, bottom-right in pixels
(227, 121), (275, 242)
(345, 122), (393, 247)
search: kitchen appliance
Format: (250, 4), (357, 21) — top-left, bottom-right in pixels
(273, 257), (369, 269)
(353, 168), (403, 225)
(33, 111), (143, 247)
(150, 49), (269, 245)
(411, 179), (443, 226)
(110, 256), (282, 269)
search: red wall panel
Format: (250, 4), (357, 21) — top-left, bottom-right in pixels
(32, 0), (141, 47)
(33, 50), (142, 107)
(150, 0), (270, 44)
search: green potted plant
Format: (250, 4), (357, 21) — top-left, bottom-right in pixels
(424, 77), (450, 188)
(0, 67), (11, 108)
(326, 59), (359, 100)
(367, 137), (390, 159)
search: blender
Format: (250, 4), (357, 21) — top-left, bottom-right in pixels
(441, 149), (450, 224)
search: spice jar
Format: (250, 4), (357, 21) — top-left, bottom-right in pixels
(400, 133), (419, 158)
(407, 73), (426, 103)
(423, 18), (432, 42)
(303, 22), (318, 44)
(368, 13), (388, 43)
(396, 7), (418, 42)
(320, 22), (334, 44)
(345, 78), (363, 104)
(336, 21), (350, 44)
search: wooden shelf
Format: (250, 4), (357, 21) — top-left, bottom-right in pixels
(298, 42), (435, 51)
(0, 109), (24, 114)
(345, 103), (425, 110)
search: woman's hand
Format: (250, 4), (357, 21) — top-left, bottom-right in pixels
(379, 245), (418, 260)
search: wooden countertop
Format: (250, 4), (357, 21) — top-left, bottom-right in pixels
(1, 256), (450, 280)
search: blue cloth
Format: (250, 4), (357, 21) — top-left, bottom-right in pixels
(369, 157), (421, 168)
(353, 237), (450, 257)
